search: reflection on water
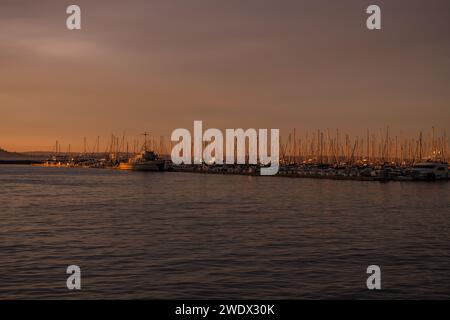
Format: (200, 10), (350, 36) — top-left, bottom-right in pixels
(0, 165), (449, 299)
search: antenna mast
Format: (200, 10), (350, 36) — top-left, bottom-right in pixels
(142, 131), (150, 152)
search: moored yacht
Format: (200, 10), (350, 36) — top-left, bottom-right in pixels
(119, 150), (165, 171)
(410, 161), (448, 180)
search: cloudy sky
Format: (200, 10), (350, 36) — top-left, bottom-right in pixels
(1, 0), (449, 151)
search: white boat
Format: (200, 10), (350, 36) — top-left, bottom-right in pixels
(119, 151), (165, 171)
(410, 161), (448, 180)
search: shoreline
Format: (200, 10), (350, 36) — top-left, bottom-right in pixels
(0, 159), (44, 165)
(3, 162), (448, 182)
(169, 168), (450, 182)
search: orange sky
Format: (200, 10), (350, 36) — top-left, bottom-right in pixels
(1, 0), (449, 152)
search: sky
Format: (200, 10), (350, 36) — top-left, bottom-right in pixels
(0, 0), (449, 151)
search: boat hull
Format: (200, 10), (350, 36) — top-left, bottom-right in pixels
(119, 160), (165, 171)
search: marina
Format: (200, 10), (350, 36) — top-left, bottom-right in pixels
(5, 127), (448, 182)
(1, 0), (450, 302)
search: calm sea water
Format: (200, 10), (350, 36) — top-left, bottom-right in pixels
(0, 165), (449, 299)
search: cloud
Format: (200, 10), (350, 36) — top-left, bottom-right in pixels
(0, 19), (105, 61)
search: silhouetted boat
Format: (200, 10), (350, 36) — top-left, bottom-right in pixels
(119, 151), (165, 171)
(410, 161), (448, 180)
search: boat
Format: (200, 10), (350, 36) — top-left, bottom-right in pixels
(410, 161), (449, 180)
(118, 150), (165, 171)
(34, 155), (70, 167)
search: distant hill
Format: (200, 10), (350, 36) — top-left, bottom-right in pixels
(0, 148), (36, 160)
(0, 147), (50, 163)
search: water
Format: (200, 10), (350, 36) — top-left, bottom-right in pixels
(0, 165), (449, 299)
